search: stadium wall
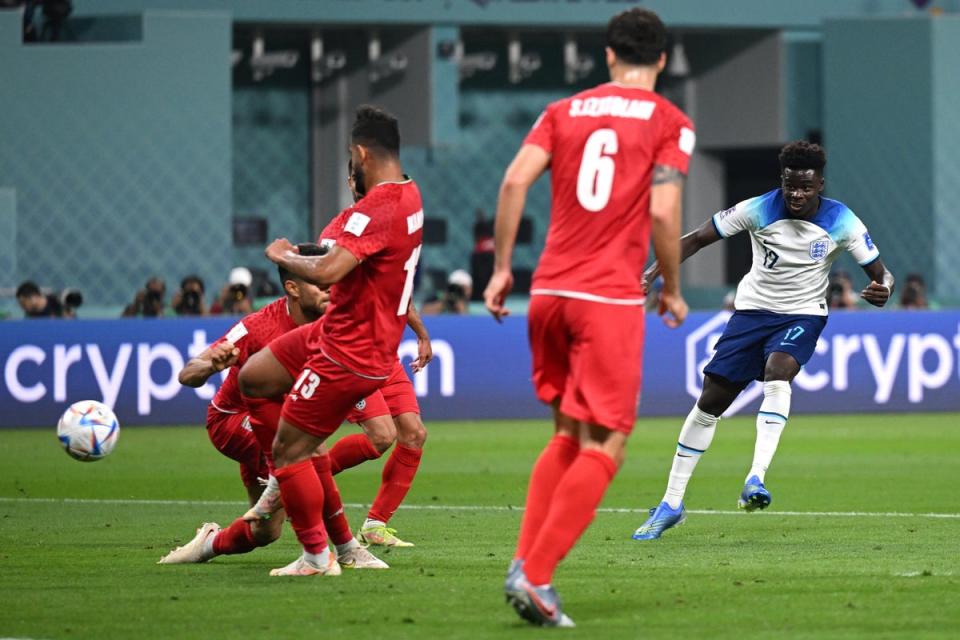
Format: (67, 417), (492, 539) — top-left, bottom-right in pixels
(824, 15), (960, 303)
(0, 10), (233, 307)
(2, 311), (959, 428)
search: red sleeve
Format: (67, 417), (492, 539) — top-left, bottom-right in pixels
(522, 104), (556, 153)
(654, 108), (696, 175)
(334, 206), (396, 261)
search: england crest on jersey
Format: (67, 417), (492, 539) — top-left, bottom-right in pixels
(809, 238), (829, 261)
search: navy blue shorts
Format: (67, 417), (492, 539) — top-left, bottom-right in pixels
(702, 311), (827, 384)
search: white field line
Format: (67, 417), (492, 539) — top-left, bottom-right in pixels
(0, 496), (958, 519)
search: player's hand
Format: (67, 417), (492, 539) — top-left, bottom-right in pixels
(410, 336), (433, 373)
(642, 261), (661, 295)
(484, 269), (514, 323)
(658, 290), (688, 328)
(209, 341), (240, 372)
(265, 238), (296, 264)
(861, 281), (891, 307)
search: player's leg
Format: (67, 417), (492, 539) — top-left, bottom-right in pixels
(311, 450), (389, 569)
(740, 315), (825, 510)
(267, 356), (382, 576)
(634, 311), (762, 538)
(507, 299), (638, 628)
(360, 411), (425, 547)
(359, 364), (425, 546)
(328, 395), (393, 474)
(237, 346), (295, 399)
(513, 295), (581, 566)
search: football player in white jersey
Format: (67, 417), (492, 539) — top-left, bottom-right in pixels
(633, 141), (895, 539)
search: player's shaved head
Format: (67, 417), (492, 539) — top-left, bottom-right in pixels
(779, 140), (826, 174)
(606, 8), (668, 66)
(351, 104), (400, 156)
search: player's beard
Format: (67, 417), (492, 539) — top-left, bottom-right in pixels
(351, 162), (367, 201)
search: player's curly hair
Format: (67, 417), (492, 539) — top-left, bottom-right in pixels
(779, 140), (826, 172)
(606, 8), (668, 66)
(351, 104), (400, 156)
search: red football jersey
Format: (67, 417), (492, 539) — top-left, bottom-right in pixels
(310, 179), (423, 378)
(524, 83), (695, 301)
(210, 297), (298, 414)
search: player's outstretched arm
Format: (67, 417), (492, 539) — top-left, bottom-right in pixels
(406, 304), (433, 373)
(178, 342), (239, 387)
(649, 165), (692, 328)
(265, 238), (359, 288)
(643, 218), (722, 292)
(484, 144), (550, 322)
(860, 258), (895, 307)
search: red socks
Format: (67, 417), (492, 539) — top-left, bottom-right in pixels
(274, 458), (328, 554)
(329, 434), (383, 474)
(212, 517), (258, 555)
(311, 454), (354, 547)
(515, 434), (580, 561)
(247, 398), (283, 467)
(523, 449), (618, 586)
(367, 444), (422, 523)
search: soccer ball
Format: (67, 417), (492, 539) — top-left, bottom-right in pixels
(56, 400), (120, 462)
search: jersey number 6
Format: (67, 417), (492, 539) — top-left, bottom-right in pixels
(577, 129), (619, 212)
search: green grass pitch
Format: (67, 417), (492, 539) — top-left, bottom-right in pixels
(1, 414), (958, 639)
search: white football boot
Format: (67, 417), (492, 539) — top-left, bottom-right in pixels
(337, 545), (389, 569)
(157, 522), (220, 564)
(270, 552), (342, 577)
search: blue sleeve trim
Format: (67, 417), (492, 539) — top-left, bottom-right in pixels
(858, 254), (881, 267)
(711, 215), (726, 239)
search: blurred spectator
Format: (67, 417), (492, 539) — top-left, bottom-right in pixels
(16, 280), (63, 318)
(826, 270), (857, 309)
(123, 277), (167, 317)
(422, 269), (473, 315)
(172, 275), (207, 316)
(473, 208), (495, 254)
(210, 267), (255, 316)
(722, 290), (736, 311)
(900, 273), (930, 310)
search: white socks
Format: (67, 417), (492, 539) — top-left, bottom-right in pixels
(304, 547), (333, 568)
(363, 518), (386, 529)
(662, 406), (719, 509)
(748, 380), (792, 483)
(335, 538), (360, 556)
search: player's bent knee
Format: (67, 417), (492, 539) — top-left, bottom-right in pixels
(362, 416), (397, 452)
(272, 420), (321, 468)
(395, 413), (426, 448)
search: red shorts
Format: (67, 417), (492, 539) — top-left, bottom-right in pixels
(346, 360), (420, 423)
(205, 406), (269, 491)
(268, 324), (417, 426)
(528, 294), (645, 434)
(281, 354), (384, 438)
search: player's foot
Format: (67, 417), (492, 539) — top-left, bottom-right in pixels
(504, 567), (575, 628)
(243, 476), (282, 521)
(337, 546), (389, 569)
(357, 522), (414, 547)
(738, 475), (772, 511)
(505, 559), (523, 585)
(157, 522), (220, 564)
(269, 552), (342, 577)
(632, 501), (686, 540)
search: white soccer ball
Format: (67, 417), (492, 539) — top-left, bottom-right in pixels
(56, 400), (120, 462)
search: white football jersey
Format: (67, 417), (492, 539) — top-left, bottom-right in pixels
(712, 189), (880, 316)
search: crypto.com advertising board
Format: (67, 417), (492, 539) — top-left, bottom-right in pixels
(2, 311), (958, 427)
